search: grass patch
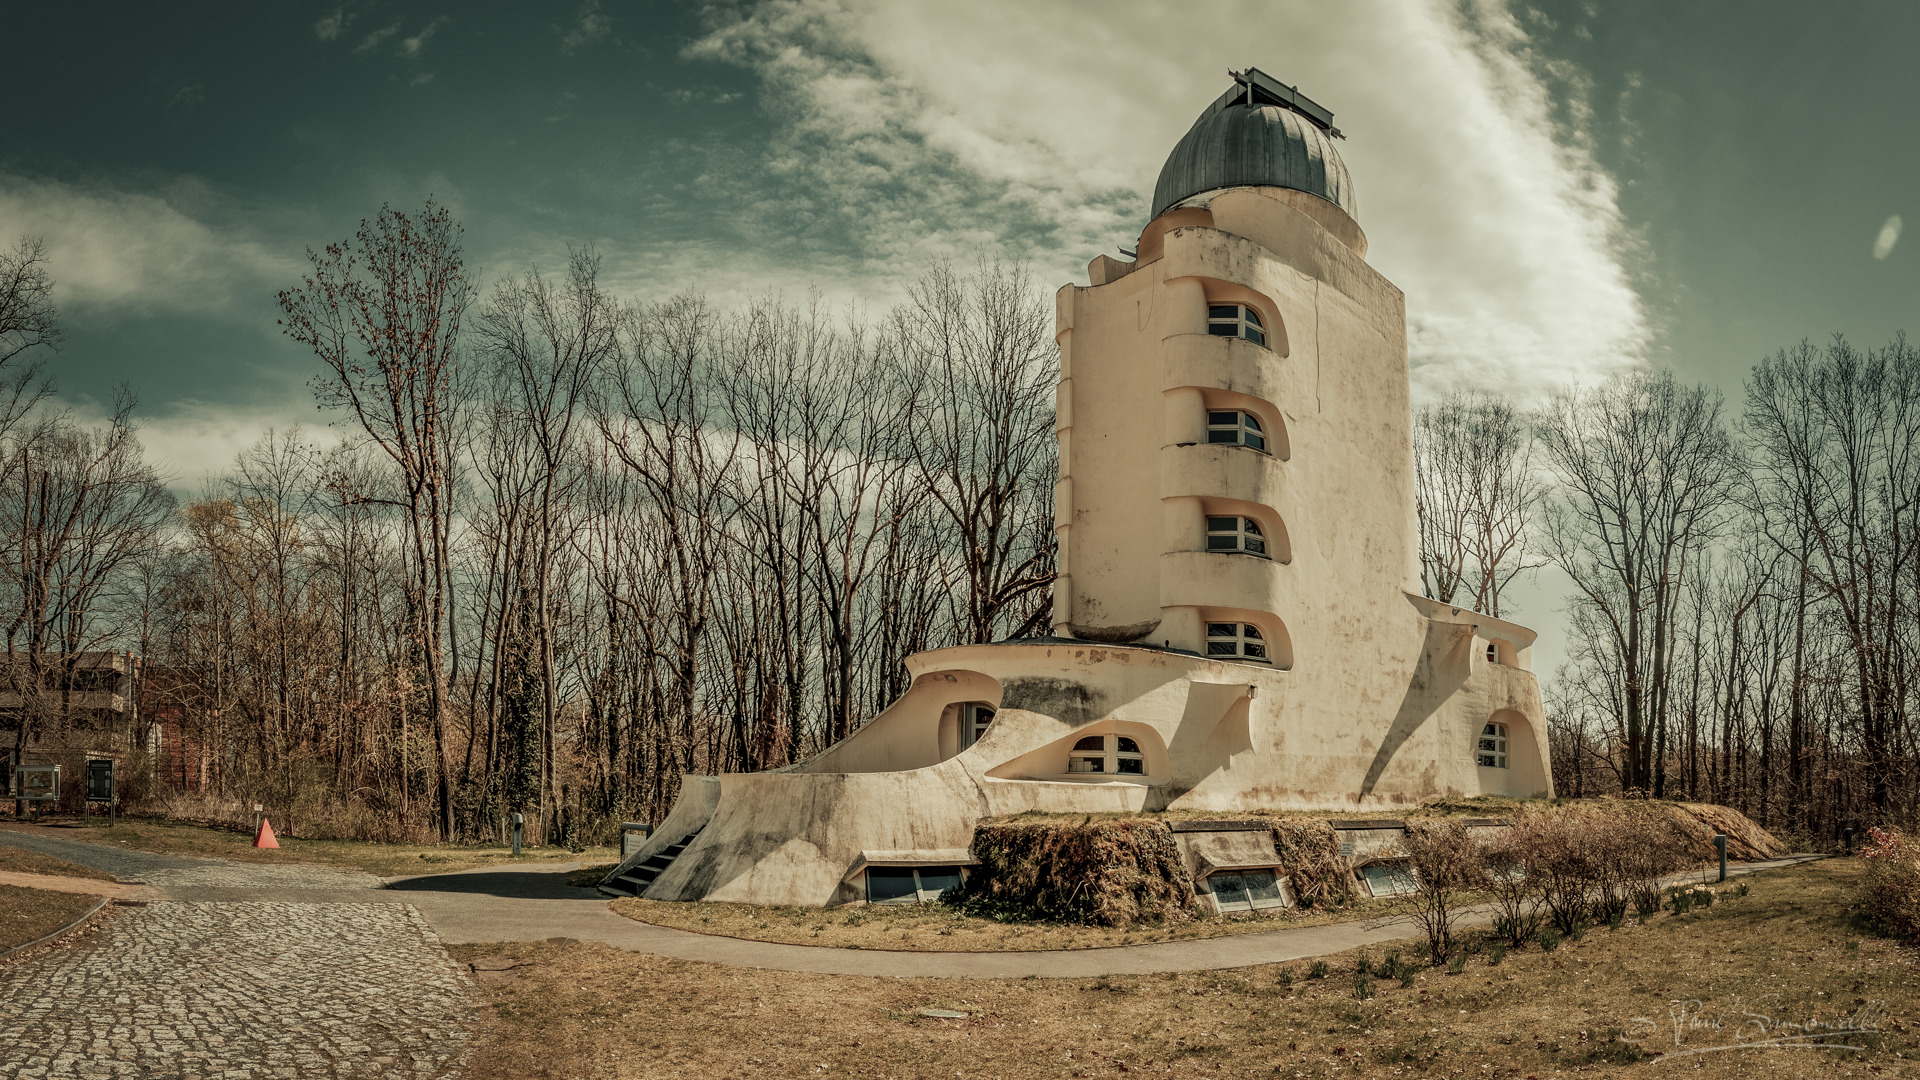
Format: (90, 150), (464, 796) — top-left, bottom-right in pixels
(0, 843), (116, 881)
(0, 817), (615, 878)
(0, 884), (101, 950)
(460, 860), (1914, 1079)
(611, 892), (1427, 952)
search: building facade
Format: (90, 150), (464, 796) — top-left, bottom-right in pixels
(602, 69), (1553, 908)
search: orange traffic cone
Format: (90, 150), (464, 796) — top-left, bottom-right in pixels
(254, 817), (280, 849)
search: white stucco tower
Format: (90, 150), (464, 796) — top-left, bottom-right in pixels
(604, 70), (1554, 909)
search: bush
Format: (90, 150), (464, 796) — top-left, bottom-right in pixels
(1536, 927), (1561, 951)
(1399, 819), (1481, 961)
(956, 819), (1198, 926)
(1858, 826), (1920, 942)
(1308, 960), (1330, 979)
(1351, 970), (1376, 999)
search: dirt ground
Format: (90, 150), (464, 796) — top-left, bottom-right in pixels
(0, 817), (615, 878)
(608, 891), (1426, 953)
(454, 860), (1916, 1079)
(0, 884), (102, 951)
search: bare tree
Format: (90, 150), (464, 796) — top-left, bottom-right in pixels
(1413, 390), (1543, 617)
(277, 200), (472, 840)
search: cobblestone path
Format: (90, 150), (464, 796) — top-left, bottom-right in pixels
(0, 901), (476, 1080)
(0, 833), (478, 1079)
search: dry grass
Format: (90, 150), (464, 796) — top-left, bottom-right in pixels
(610, 892), (1425, 952)
(457, 860), (1916, 1079)
(0, 843), (116, 881)
(0, 817), (616, 878)
(0, 884), (101, 950)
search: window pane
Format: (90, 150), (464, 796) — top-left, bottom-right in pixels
(1479, 738), (1498, 751)
(1245, 870), (1284, 905)
(867, 867), (919, 903)
(1244, 641), (1267, 658)
(1245, 536), (1266, 555)
(1072, 735), (1104, 751)
(1208, 430), (1239, 444)
(1208, 411), (1237, 425)
(1208, 306), (1238, 320)
(1243, 625), (1263, 639)
(1206, 642), (1237, 656)
(1208, 323), (1236, 336)
(1242, 519), (1263, 536)
(1362, 864), (1418, 897)
(1206, 536), (1239, 551)
(1242, 307), (1263, 327)
(1117, 758), (1144, 775)
(1245, 326), (1265, 346)
(1245, 432), (1266, 451)
(916, 867), (964, 897)
(1115, 737), (1141, 753)
(1244, 413), (1262, 430)
(1478, 754), (1496, 767)
(1206, 516), (1238, 531)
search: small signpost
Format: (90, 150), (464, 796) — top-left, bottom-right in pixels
(621, 822), (653, 859)
(1713, 833), (1727, 882)
(511, 812), (524, 857)
(86, 759), (115, 825)
(13, 765), (60, 821)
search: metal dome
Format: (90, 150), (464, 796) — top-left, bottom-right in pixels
(1151, 70), (1356, 222)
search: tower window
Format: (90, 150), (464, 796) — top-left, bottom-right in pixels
(1206, 515), (1267, 556)
(959, 703), (995, 748)
(1207, 410), (1268, 452)
(1478, 722), (1508, 768)
(1206, 622), (1268, 661)
(1065, 734), (1148, 776)
(1207, 304), (1267, 347)
(1486, 642), (1499, 663)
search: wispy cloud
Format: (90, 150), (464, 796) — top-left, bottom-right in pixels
(314, 8), (351, 42)
(0, 174), (301, 319)
(1874, 214), (1902, 260)
(400, 18), (446, 58)
(559, 1), (612, 54)
(354, 22), (400, 53)
(688, 0), (1649, 399)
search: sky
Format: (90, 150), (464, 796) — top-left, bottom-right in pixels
(4, 0), (1916, 668)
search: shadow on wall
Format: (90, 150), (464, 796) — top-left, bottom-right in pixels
(1358, 619), (1475, 796)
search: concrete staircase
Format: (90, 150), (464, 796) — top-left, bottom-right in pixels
(597, 828), (701, 898)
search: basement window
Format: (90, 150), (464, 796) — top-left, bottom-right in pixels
(1208, 869), (1290, 913)
(866, 865), (965, 904)
(1478, 722), (1508, 768)
(1208, 304), (1267, 347)
(1207, 410), (1268, 452)
(1361, 862), (1419, 897)
(1206, 515), (1267, 556)
(1205, 622), (1268, 662)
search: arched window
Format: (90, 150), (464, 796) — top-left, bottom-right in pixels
(1478, 722), (1508, 768)
(1065, 734), (1147, 775)
(1205, 622), (1268, 662)
(1206, 515), (1267, 556)
(1207, 410), (1268, 452)
(959, 703), (995, 748)
(1485, 641), (1499, 663)
(1208, 304), (1267, 347)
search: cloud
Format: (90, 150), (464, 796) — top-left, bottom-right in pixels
(559, 1), (612, 54)
(314, 8), (351, 42)
(56, 395), (342, 497)
(0, 174), (301, 319)
(355, 22), (400, 53)
(1874, 214), (1901, 260)
(400, 18), (446, 58)
(687, 0), (1649, 399)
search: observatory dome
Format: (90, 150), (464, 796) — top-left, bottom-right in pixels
(1150, 71), (1356, 223)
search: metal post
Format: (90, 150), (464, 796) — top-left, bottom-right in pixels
(1713, 834), (1727, 883)
(1844, 827), (1854, 856)
(512, 812), (524, 857)
(108, 761), (115, 826)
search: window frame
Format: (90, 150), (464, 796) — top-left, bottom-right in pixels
(1477, 722), (1509, 769)
(1205, 867), (1291, 913)
(1207, 303), (1268, 347)
(959, 702), (995, 749)
(1360, 861), (1420, 897)
(1205, 621), (1269, 663)
(1205, 515), (1268, 557)
(1065, 733), (1149, 778)
(1206, 409), (1269, 453)
(865, 865), (968, 905)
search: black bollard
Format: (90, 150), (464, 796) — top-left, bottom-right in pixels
(1714, 834), (1727, 882)
(1844, 827), (1854, 856)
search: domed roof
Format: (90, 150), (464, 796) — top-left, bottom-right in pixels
(1151, 71), (1356, 222)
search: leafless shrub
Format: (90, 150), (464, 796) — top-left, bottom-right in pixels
(1399, 819), (1482, 960)
(1479, 825), (1546, 948)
